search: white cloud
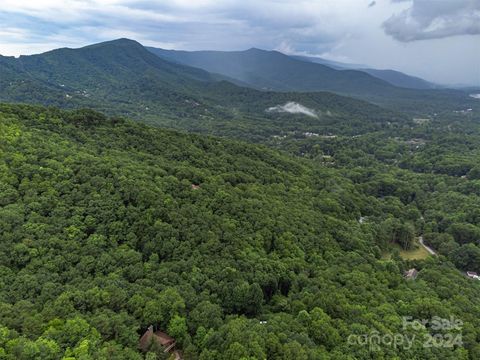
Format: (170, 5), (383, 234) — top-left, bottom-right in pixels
(266, 102), (318, 118)
(0, 28), (30, 41)
(383, 0), (480, 41)
(0, 0), (370, 53)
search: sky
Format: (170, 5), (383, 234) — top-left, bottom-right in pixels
(0, 0), (479, 86)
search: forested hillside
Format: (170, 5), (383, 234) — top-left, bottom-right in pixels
(0, 39), (406, 139)
(148, 47), (392, 93)
(1, 38), (477, 132)
(291, 55), (437, 90)
(0, 39), (215, 115)
(266, 106), (480, 275)
(148, 46), (475, 113)
(1, 104), (480, 359)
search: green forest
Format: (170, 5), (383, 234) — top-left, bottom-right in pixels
(1, 104), (480, 359)
(1, 38), (480, 360)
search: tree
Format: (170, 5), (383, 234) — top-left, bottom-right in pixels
(450, 244), (480, 271)
(167, 316), (187, 345)
(448, 223), (480, 245)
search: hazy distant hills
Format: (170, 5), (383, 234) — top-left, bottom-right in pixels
(360, 68), (436, 90)
(290, 55), (367, 70)
(149, 46), (474, 113)
(148, 47), (394, 94)
(293, 55), (437, 90)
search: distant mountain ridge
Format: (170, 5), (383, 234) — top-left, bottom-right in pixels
(0, 38), (476, 129)
(148, 47), (395, 94)
(0, 38), (405, 140)
(148, 46), (473, 114)
(360, 68), (436, 90)
(290, 55), (367, 70)
(293, 55), (437, 90)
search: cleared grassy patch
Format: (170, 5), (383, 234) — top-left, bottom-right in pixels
(381, 238), (431, 261)
(399, 242), (430, 260)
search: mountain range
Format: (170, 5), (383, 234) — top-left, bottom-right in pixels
(0, 39), (405, 140)
(292, 55), (437, 90)
(148, 47), (393, 93)
(148, 46), (473, 113)
(0, 38), (477, 134)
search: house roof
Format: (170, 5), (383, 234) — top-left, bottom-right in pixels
(154, 331), (175, 346)
(404, 268), (418, 279)
(139, 326), (176, 352)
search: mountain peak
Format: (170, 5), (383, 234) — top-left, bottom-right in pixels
(82, 38), (143, 50)
(245, 47), (263, 52)
(244, 47), (280, 54)
(243, 48), (292, 59)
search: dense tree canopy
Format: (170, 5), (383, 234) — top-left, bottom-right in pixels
(1, 104), (480, 359)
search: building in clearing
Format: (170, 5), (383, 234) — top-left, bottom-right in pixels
(466, 271), (479, 279)
(139, 325), (179, 355)
(404, 268), (418, 280)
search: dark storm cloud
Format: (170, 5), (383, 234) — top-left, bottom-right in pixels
(383, 0), (480, 41)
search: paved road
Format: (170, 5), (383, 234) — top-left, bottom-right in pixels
(419, 236), (437, 255)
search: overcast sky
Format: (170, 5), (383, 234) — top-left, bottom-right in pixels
(0, 0), (479, 86)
